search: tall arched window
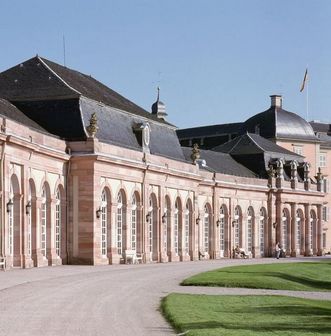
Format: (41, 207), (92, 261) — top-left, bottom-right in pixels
(163, 205), (168, 255)
(148, 196), (153, 255)
(27, 186), (32, 256)
(184, 202), (190, 255)
(259, 208), (266, 256)
(131, 194), (137, 250)
(219, 205), (226, 256)
(174, 200), (179, 255)
(41, 187), (47, 257)
(296, 209), (303, 251)
(101, 190), (107, 256)
(55, 189), (61, 257)
(117, 192), (123, 255)
(234, 206), (241, 247)
(282, 209), (289, 251)
(309, 210), (316, 252)
(8, 183), (14, 256)
(247, 207), (254, 252)
(165, 196), (171, 256)
(204, 205), (210, 253)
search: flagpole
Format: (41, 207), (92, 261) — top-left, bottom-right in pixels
(306, 66), (309, 121)
(306, 75), (309, 121)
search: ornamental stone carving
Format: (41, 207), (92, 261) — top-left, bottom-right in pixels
(191, 143), (200, 164)
(290, 160), (298, 180)
(86, 112), (99, 138)
(276, 158), (284, 179)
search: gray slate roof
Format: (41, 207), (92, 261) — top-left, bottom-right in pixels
(310, 121), (331, 134)
(182, 147), (256, 177)
(316, 133), (331, 148)
(243, 106), (319, 141)
(177, 122), (242, 139)
(0, 56), (185, 161)
(0, 56), (173, 126)
(0, 98), (48, 133)
(213, 133), (303, 160)
(81, 98), (185, 160)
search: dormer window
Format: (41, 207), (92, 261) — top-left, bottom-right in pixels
(133, 122), (150, 153)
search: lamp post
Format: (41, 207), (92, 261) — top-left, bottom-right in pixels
(25, 200), (32, 215)
(96, 207), (101, 219)
(6, 199), (13, 213)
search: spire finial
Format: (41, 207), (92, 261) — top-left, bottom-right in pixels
(157, 86), (160, 101)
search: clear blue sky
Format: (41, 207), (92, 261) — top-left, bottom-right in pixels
(1, 0), (331, 128)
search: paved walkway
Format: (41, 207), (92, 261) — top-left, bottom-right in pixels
(0, 257), (330, 336)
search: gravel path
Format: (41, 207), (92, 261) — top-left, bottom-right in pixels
(0, 257), (329, 336)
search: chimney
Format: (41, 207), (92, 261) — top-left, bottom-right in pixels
(270, 95), (282, 108)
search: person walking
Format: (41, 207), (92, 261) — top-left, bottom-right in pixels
(275, 242), (281, 259)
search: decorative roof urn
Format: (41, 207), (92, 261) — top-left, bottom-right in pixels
(86, 112), (99, 138)
(191, 143), (200, 164)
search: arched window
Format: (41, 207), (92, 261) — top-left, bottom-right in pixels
(234, 206), (241, 247)
(8, 183), (14, 256)
(163, 202), (168, 254)
(204, 205), (210, 253)
(148, 196), (153, 255)
(296, 209), (303, 251)
(41, 187), (47, 257)
(309, 210), (316, 252)
(184, 202), (190, 255)
(219, 205), (226, 256)
(174, 200), (179, 255)
(55, 189), (61, 257)
(259, 208), (266, 256)
(27, 186), (32, 256)
(101, 190), (107, 256)
(131, 194), (137, 250)
(117, 192), (123, 255)
(282, 209), (289, 251)
(247, 207), (254, 252)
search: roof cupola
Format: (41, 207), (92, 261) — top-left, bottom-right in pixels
(151, 87), (167, 120)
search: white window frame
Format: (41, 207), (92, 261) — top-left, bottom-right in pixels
(296, 210), (302, 251)
(184, 204), (190, 255)
(55, 189), (61, 257)
(8, 197), (14, 256)
(322, 206), (328, 221)
(219, 206), (225, 254)
(282, 209), (288, 251)
(148, 197), (153, 258)
(309, 211), (314, 251)
(41, 187), (47, 257)
(163, 207), (168, 254)
(101, 190), (107, 256)
(204, 205), (209, 253)
(247, 208), (253, 252)
(131, 194), (137, 251)
(174, 201), (179, 255)
(293, 145), (303, 156)
(319, 152), (326, 168)
(259, 208), (265, 256)
(117, 192), (123, 255)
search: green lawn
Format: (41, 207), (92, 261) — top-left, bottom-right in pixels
(181, 262), (331, 291)
(162, 293), (331, 336)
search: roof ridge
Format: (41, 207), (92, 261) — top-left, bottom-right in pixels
(228, 136), (242, 152)
(38, 56), (82, 96)
(247, 133), (265, 152)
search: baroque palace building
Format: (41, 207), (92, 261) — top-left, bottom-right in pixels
(0, 56), (328, 269)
